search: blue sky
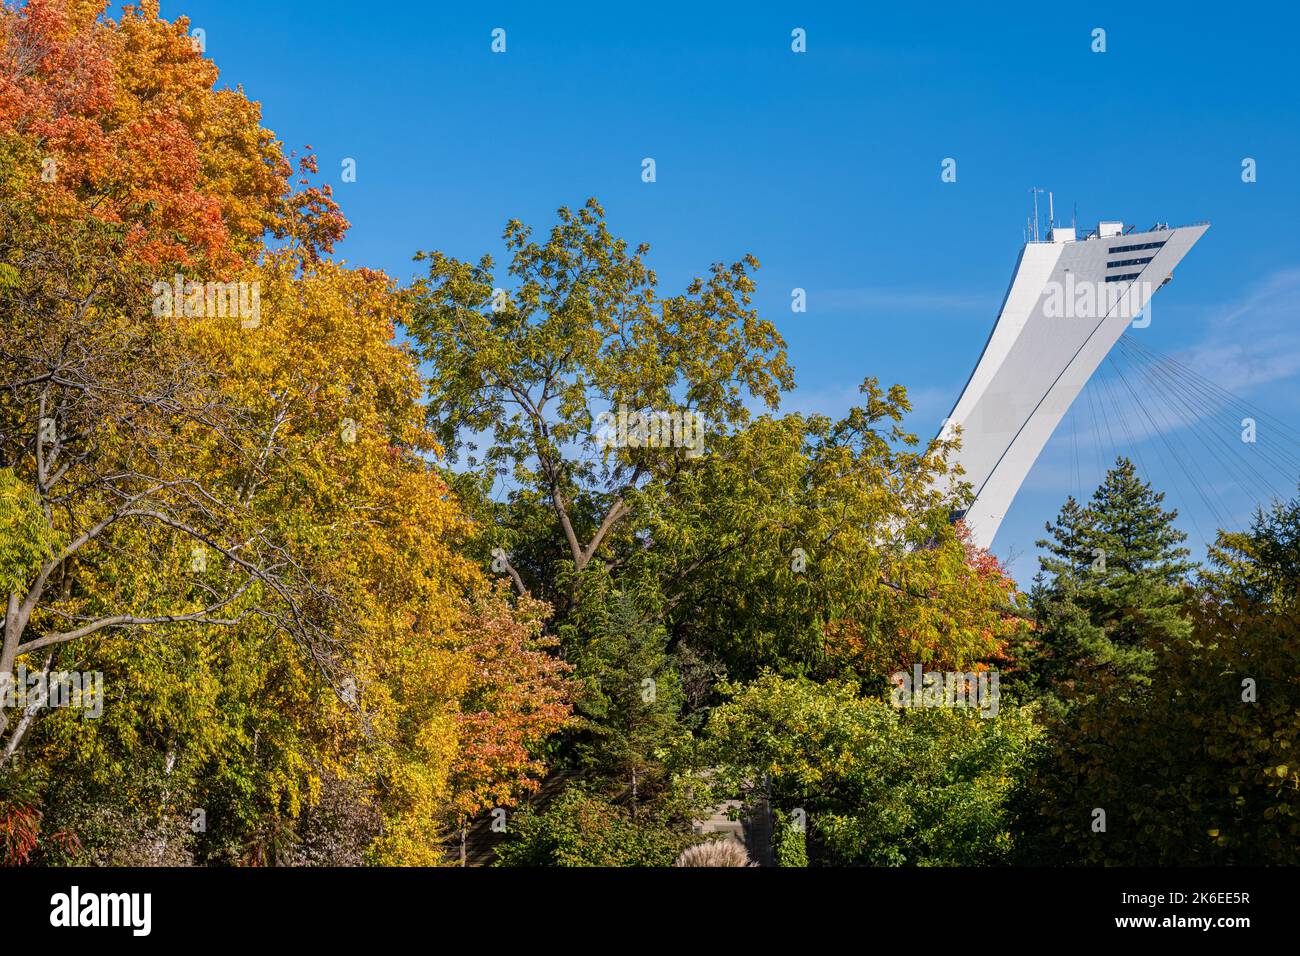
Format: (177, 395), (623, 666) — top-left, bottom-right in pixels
(154, 0), (1300, 583)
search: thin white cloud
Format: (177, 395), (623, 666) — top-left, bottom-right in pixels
(1207, 266), (1300, 330)
(1093, 267), (1300, 441)
(1173, 269), (1300, 394)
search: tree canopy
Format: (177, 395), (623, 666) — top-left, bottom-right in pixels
(4, 0), (1296, 873)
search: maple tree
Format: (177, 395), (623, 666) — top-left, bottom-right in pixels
(0, 0), (571, 865)
(0, 0), (345, 270)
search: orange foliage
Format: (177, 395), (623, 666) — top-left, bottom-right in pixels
(0, 802), (40, 866)
(0, 0), (346, 271)
(823, 521), (1026, 679)
(449, 593), (573, 821)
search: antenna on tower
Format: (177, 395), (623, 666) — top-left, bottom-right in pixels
(1030, 187), (1044, 242)
(1048, 191), (1055, 231)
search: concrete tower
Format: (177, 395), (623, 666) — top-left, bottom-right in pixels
(940, 217), (1209, 549)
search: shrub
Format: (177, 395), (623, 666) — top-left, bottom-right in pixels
(495, 786), (694, 867)
(703, 673), (1041, 865)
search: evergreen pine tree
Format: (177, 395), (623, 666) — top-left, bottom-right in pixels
(1035, 495), (1094, 587)
(558, 564), (685, 812)
(1031, 457), (1194, 697)
(1026, 486), (1300, 865)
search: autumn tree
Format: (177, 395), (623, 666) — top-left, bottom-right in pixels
(8, 241), (573, 865)
(0, 0), (571, 865)
(0, 0), (345, 269)
(627, 390), (1025, 688)
(0, 0), (354, 764)
(0, 196), (330, 772)
(407, 201), (1022, 690)
(407, 198), (794, 605)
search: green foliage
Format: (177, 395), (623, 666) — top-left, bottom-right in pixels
(0, 468), (57, 594)
(1203, 491), (1300, 608)
(772, 808), (808, 867)
(1023, 596), (1300, 864)
(494, 785), (695, 867)
(702, 673), (1041, 866)
(402, 200), (1034, 872)
(1023, 490), (1300, 865)
(409, 197), (791, 469)
(1029, 458), (1194, 698)
(558, 565), (687, 799)
(407, 198), (794, 601)
(629, 391), (1023, 687)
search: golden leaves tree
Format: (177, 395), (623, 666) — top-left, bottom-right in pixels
(0, 0), (570, 865)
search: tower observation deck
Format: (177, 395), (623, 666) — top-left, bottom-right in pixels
(939, 218), (1209, 549)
